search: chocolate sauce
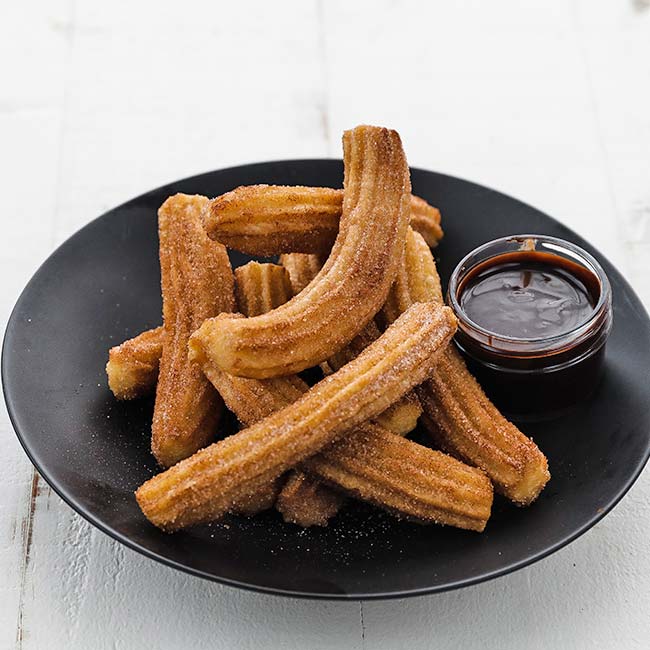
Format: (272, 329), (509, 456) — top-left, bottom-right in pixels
(458, 251), (600, 340)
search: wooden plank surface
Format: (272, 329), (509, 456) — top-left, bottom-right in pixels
(1, 1), (648, 648)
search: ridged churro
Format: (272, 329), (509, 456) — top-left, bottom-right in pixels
(106, 326), (162, 399)
(190, 125), (413, 378)
(279, 253), (325, 295)
(137, 301), (458, 530)
(380, 228), (443, 327)
(200, 355), (345, 527)
(408, 194), (445, 248)
(386, 229), (550, 505)
(151, 194), (235, 468)
(303, 422), (492, 531)
(204, 184), (443, 255)
(234, 262), (293, 319)
(276, 471), (346, 527)
(372, 392), (422, 437)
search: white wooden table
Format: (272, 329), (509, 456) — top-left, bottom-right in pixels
(2, 1), (649, 648)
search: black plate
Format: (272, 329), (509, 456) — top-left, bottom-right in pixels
(4, 161), (650, 600)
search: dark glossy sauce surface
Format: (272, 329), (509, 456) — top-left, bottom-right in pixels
(458, 251), (600, 340)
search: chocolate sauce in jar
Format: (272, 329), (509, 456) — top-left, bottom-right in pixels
(459, 251), (599, 340)
(448, 236), (613, 421)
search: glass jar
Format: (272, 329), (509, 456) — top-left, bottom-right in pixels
(447, 234), (613, 420)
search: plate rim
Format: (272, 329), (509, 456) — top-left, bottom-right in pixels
(3, 159), (650, 600)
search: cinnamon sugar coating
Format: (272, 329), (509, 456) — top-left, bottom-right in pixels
(106, 326), (163, 399)
(136, 302), (458, 530)
(276, 471), (346, 527)
(151, 194), (235, 468)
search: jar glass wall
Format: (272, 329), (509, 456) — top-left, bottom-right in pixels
(447, 235), (613, 420)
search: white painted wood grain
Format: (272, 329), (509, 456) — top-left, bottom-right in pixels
(0, 2), (71, 648)
(1, 0), (649, 648)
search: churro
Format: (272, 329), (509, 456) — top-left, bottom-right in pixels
(279, 253), (325, 295)
(234, 262), (293, 319)
(408, 194), (445, 248)
(190, 125), (413, 378)
(106, 326), (162, 399)
(276, 471), (346, 527)
(199, 359), (346, 527)
(372, 392), (422, 437)
(204, 184), (443, 255)
(385, 229), (550, 505)
(137, 301), (458, 529)
(380, 227), (443, 327)
(303, 422), (492, 531)
(151, 194), (235, 468)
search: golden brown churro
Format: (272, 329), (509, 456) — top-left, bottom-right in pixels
(372, 392), (423, 436)
(234, 262), (293, 319)
(381, 228), (443, 327)
(275, 471), (346, 527)
(386, 229), (550, 505)
(190, 125), (413, 378)
(106, 326), (163, 399)
(203, 185), (443, 255)
(303, 422), (492, 531)
(151, 194), (235, 468)
(279, 253), (326, 295)
(202, 330), (491, 531)
(136, 301), (458, 530)
(200, 355), (345, 527)
(408, 194), (445, 247)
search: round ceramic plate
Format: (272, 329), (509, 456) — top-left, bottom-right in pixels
(4, 161), (650, 599)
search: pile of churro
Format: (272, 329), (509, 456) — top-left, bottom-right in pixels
(106, 125), (550, 533)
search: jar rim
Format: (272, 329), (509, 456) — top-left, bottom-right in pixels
(447, 234), (612, 351)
